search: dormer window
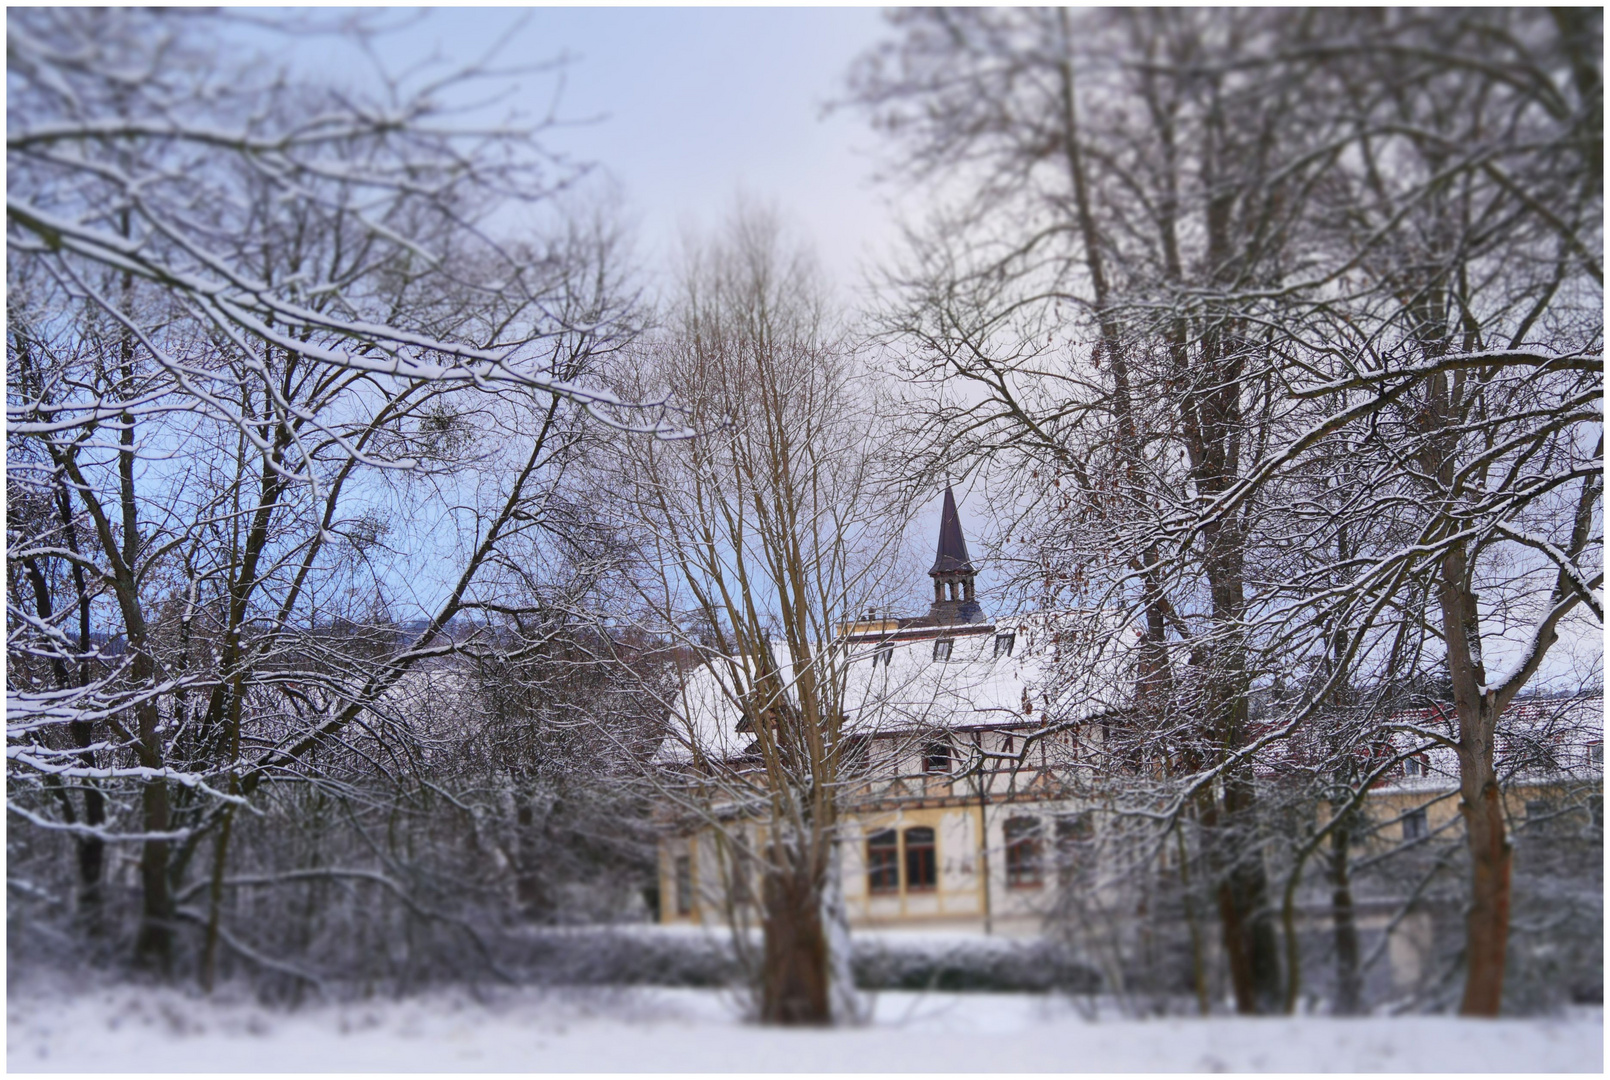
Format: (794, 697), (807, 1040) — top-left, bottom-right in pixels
(933, 638), (953, 662)
(994, 631), (1016, 658)
(1404, 754), (1426, 777)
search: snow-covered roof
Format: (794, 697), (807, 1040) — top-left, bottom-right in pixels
(1380, 694), (1603, 789)
(1254, 693), (1604, 789)
(659, 611), (1139, 763)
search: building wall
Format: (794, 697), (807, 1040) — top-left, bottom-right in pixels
(657, 794), (1080, 936)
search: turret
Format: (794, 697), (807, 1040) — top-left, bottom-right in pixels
(926, 486), (984, 624)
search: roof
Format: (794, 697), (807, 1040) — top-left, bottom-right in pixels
(657, 611), (1140, 763)
(1254, 693), (1604, 789)
(1381, 694), (1603, 789)
(928, 487), (974, 576)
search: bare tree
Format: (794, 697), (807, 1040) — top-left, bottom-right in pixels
(7, 8), (660, 982)
(849, 6), (1349, 1013)
(609, 205), (910, 1024)
(849, 7), (1600, 1016)
(1169, 9), (1603, 1015)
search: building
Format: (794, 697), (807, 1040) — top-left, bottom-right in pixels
(656, 487), (1135, 934)
(654, 486), (1604, 992)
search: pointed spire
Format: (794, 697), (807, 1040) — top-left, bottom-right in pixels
(929, 486), (974, 576)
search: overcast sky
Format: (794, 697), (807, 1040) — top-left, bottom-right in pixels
(273, 7), (904, 293)
(251, 7), (971, 615)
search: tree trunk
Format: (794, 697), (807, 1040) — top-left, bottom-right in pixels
(759, 863), (831, 1025)
(21, 552), (108, 926)
(1218, 863), (1282, 1014)
(134, 809), (174, 971)
(1328, 812), (1362, 1015)
(199, 803), (236, 991)
(1437, 532), (1512, 1017)
(1458, 723), (1511, 1016)
(1201, 778), (1281, 1015)
(820, 844), (864, 1024)
(132, 660), (174, 972)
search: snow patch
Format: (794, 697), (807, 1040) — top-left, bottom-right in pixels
(6, 977), (1601, 1073)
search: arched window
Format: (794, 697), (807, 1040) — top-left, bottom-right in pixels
(904, 826), (937, 891)
(867, 829), (899, 894)
(1005, 817), (1043, 888)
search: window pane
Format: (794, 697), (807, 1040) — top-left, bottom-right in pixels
(1056, 813), (1094, 886)
(905, 826), (936, 891)
(933, 639), (953, 662)
(727, 848), (752, 905)
(1403, 808), (1428, 840)
(994, 632), (1015, 658)
(839, 735), (870, 775)
(1005, 816), (1043, 887)
(868, 829), (899, 894)
(674, 855), (693, 915)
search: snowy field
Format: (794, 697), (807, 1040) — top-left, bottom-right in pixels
(6, 976), (1602, 1074)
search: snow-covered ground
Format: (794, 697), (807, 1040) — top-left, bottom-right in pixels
(6, 977), (1601, 1073)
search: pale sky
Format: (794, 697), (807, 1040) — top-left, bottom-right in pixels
(266, 7), (905, 294)
(241, 6), (972, 619)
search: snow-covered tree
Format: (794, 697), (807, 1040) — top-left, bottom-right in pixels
(850, 7), (1600, 1015)
(7, 8), (660, 980)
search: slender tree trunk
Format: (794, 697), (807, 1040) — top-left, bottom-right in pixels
(21, 552), (108, 924)
(1437, 521), (1512, 1015)
(1456, 707), (1510, 1016)
(133, 653), (174, 971)
(72, 719), (107, 925)
(199, 803), (236, 991)
(1176, 829), (1210, 1015)
(1328, 811), (1362, 1015)
(135, 727), (176, 972)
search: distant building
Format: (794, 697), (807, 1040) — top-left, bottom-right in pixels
(654, 486), (1604, 990)
(656, 486), (1133, 935)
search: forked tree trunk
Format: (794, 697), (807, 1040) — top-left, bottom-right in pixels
(1216, 860), (1283, 1013)
(1201, 776), (1283, 1015)
(759, 864), (831, 1025)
